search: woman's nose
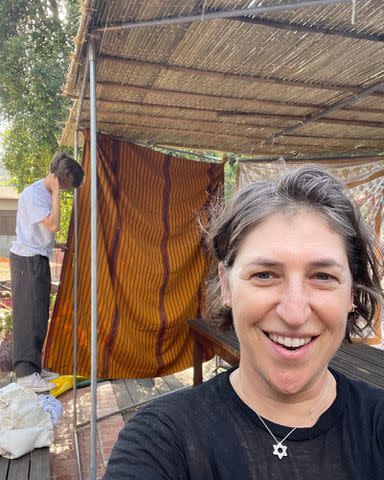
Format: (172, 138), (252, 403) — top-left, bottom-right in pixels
(275, 280), (311, 327)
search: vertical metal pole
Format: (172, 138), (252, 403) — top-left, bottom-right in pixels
(73, 130), (83, 480)
(89, 39), (98, 480)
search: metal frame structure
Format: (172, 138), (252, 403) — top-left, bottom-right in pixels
(68, 1), (357, 478)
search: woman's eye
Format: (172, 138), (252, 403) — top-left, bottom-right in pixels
(252, 271), (274, 280)
(314, 272), (336, 281)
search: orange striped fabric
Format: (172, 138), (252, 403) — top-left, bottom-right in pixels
(44, 132), (223, 378)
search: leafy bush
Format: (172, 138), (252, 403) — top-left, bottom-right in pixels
(0, 308), (12, 335)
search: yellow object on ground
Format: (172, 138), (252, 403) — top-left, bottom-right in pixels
(50, 375), (88, 397)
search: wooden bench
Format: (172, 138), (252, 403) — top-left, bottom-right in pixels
(0, 374), (50, 480)
(188, 318), (384, 389)
(0, 449), (50, 480)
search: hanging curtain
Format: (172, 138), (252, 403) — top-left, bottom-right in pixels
(44, 132), (223, 378)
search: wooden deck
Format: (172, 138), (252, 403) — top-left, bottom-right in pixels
(330, 342), (384, 388)
(111, 373), (189, 422)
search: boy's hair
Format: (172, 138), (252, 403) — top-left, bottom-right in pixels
(50, 152), (84, 189)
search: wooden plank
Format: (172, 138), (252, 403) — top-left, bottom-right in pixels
(335, 347), (384, 370)
(330, 356), (384, 388)
(0, 457), (9, 480)
(335, 350), (384, 375)
(29, 448), (50, 480)
(124, 379), (152, 404)
(152, 376), (172, 395)
(0, 373), (12, 389)
(111, 376), (181, 423)
(329, 360), (379, 387)
(110, 379), (134, 423)
(110, 379), (133, 407)
(333, 346), (384, 385)
(162, 374), (184, 391)
(7, 453), (30, 480)
(136, 378), (160, 399)
(122, 379), (153, 422)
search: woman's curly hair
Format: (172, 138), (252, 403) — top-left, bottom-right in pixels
(204, 165), (383, 342)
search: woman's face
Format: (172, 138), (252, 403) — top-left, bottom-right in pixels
(220, 209), (353, 397)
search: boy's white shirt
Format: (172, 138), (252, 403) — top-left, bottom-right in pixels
(10, 179), (55, 257)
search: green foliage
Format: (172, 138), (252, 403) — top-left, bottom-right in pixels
(0, 0), (80, 238)
(58, 189), (73, 242)
(224, 159), (238, 198)
(0, 308), (12, 335)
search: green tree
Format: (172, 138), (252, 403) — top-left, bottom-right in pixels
(0, 0), (79, 241)
(224, 159), (238, 198)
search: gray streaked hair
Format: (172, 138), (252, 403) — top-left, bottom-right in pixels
(204, 165), (383, 342)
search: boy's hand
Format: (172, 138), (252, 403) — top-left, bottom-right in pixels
(47, 173), (60, 193)
(55, 243), (68, 251)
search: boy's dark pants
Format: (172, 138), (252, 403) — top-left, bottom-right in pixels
(10, 252), (51, 377)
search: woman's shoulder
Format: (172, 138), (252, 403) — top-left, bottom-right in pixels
(334, 369), (384, 397)
(332, 368), (384, 416)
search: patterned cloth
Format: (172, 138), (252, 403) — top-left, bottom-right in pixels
(44, 133), (223, 378)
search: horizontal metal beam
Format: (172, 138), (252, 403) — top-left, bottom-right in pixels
(218, 112), (384, 129)
(263, 78), (384, 144)
(143, 138), (382, 156)
(93, 0), (351, 33)
(238, 153), (384, 162)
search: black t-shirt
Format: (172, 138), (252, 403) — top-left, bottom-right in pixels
(104, 369), (384, 479)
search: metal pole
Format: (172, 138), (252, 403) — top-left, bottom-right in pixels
(75, 58), (90, 132)
(72, 130), (82, 480)
(88, 38), (98, 480)
(263, 78), (384, 145)
(93, 0), (351, 33)
(72, 44), (90, 480)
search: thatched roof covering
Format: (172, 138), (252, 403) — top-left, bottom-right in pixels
(61, 0), (384, 159)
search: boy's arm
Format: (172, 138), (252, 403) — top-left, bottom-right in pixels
(41, 174), (61, 233)
(54, 242), (68, 251)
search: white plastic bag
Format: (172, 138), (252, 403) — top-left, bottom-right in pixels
(0, 383), (53, 458)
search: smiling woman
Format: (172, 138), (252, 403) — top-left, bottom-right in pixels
(105, 166), (384, 480)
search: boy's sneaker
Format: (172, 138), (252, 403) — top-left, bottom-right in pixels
(41, 369), (60, 381)
(17, 372), (55, 393)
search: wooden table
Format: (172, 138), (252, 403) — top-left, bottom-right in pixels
(188, 318), (239, 385)
(188, 318), (384, 389)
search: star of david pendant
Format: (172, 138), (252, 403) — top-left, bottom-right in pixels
(273, 443), (288, 459)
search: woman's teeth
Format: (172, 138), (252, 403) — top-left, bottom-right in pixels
(268, 333), (312, 348)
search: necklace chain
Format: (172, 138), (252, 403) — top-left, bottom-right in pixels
(238, 373), (329, 460)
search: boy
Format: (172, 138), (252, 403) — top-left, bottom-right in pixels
(10, 152), (84, 392)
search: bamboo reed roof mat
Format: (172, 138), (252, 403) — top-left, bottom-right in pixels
(60, 0), (384, 159)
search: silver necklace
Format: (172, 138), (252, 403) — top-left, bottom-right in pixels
(241, 374), (329, 460)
